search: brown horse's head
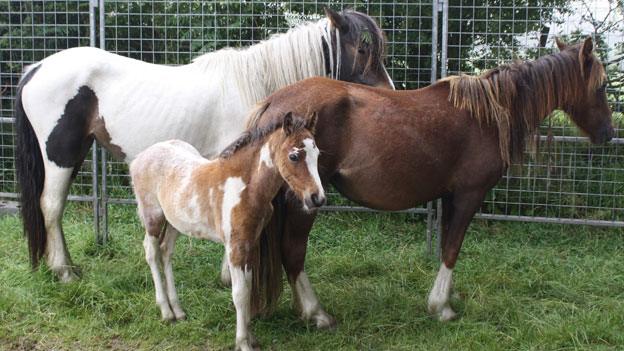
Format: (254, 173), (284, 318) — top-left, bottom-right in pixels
(557, 37), (614, 144)
(272, 112), (325, 211)
(324, 8), (394, 90)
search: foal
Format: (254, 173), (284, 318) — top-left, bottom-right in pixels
(130, 112), (324, 351)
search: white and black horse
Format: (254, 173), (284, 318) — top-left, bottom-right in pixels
(14, 9), (394, 282)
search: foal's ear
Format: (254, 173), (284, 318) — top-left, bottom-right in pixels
(555, 37), (567, 51)
(306, 112), (318, 134)
(283, 112), (294, 136)
(324, 7), (350, 33)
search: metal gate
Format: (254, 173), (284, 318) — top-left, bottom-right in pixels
(1, 1), (623, 247)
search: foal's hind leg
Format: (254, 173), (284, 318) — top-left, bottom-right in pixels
(160, 224), (186, 320)
(428, 191), (486, 321)
(41, 161), (80, 282)
(144, 232), (175, 321)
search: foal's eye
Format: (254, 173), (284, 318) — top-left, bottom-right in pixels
(288, 153), (299, 162)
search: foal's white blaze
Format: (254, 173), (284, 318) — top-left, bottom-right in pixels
(303, 138), (324, 198)
(427, 263), (457, 321)
(258, 143), (273, 170)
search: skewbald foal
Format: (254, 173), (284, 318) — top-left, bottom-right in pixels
(130, 112), (324, 351)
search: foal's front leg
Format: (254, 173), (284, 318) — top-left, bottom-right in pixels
(226, 241), (258, 351)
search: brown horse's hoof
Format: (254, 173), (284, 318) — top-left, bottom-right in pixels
(52, 265), (81, 283)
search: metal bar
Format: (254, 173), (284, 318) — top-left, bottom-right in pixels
(440, 0), (448, 78)
(430, 0), (439, 83)
(99, 0), (108, 244)
(89, 0), (101, 244)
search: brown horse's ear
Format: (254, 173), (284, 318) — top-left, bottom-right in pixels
(555, 37), (567, 51)
(324, 7), (349, 33)
(283, 112), (294, 136)
(580, 36), (594, 59)
(306, 112), (318, 134)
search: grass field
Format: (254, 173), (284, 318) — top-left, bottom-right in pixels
(1, 203), (623, 350)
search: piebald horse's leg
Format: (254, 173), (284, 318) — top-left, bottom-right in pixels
(282, 197), (336, 329)
(160, 224), (186, 320)
(428, 191), (486, 321)
(41, 161), (78, 282)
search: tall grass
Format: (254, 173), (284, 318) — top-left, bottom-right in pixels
(1, 204), (623, 350)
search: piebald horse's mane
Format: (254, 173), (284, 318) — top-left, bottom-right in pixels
(220, 110), (308, 159)
(445, 43), (606, 165)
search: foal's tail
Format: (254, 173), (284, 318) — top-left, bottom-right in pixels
(14, 64), (47, 268)
(252, 189), (286, 316)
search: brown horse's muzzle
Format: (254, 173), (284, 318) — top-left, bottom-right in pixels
(592, 124), (615, 144)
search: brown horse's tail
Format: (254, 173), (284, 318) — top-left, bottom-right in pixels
(251, 190), (286, 316)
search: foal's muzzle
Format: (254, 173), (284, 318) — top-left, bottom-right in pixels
(305, 192), (326, 209)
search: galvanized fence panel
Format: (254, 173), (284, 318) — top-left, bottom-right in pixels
(0, 1), (99, 233)
(443, 0), (624, 226)
(1, 1), (623, 240)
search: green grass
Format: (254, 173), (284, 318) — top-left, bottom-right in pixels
(1, 204), (623, 350)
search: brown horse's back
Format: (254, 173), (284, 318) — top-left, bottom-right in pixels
(257, 77), (504, 210)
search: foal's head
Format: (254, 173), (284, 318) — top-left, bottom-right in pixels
(272, 112), (325, 211)
(557, 37), (614, 144)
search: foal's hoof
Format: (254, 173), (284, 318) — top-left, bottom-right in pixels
(52, 266), (81, 283)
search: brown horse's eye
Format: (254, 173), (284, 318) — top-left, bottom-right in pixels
(358, 48), (366, 55)
(289, 153), (300, 162)
(598, 83), (607, 92)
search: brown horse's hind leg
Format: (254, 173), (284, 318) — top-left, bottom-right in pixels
(282, 197), (336, 329)
(428, 191), (487, 321)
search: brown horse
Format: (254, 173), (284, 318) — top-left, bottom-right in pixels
(130, 112), (324, 351)
(243, 37), (614, 324)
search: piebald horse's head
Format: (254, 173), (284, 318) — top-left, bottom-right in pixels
(270, 112), (325, 211)
(323, 8), (395, 90)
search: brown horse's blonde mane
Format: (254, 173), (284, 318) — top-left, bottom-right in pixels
(445, 43), (606, 165)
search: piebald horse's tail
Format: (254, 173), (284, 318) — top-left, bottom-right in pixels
(14, 64), (47, 268)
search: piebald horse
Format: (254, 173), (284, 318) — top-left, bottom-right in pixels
(245, 37), (614, 323)
(14, 9), (394, 282)
(130, 112), (323, 351)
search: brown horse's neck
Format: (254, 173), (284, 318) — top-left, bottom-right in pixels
(446, 49), (584, 165)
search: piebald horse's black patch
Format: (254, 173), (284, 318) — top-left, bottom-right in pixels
(46, 86), (97, 170)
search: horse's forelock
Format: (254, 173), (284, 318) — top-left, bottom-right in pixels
(345, 11), (386, 74)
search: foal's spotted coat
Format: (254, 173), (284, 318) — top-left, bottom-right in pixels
(130, 113), (325, 351)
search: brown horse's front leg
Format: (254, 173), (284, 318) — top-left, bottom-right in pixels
(282, 195), (336, 329)
(428, 190), (487, 321)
